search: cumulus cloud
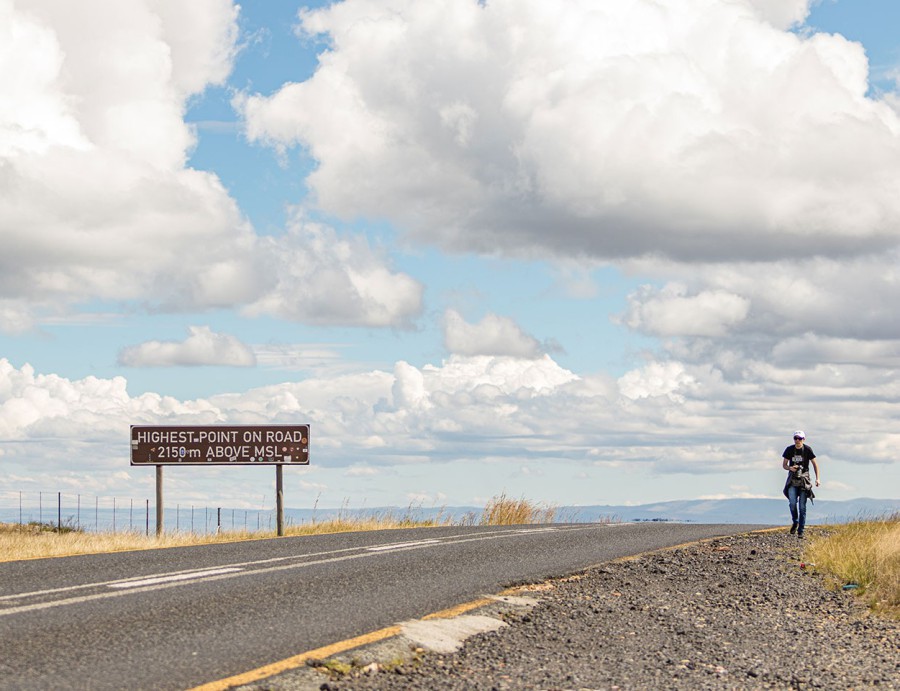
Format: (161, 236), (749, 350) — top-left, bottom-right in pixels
(0, 358), (220, 443)
(1, 341), (899, 502)
(616, 253), (900, 366)
(0, 0), (247, 307)
(118, 325), (256, 367)
(0, 0), (422, 331)
(618, 362), (696, 402)
(745, 0), (813, 29)
(621, 284), (751, 338)
(239, 0), (900, 264)
(6, 0), (900, 506)
(244, 213), (423, 328)
(443, 309), (544, 358)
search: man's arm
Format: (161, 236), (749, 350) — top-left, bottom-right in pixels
(811, 457), (820, 487)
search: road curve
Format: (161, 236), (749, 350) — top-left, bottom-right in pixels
(0, 522), (764, 690)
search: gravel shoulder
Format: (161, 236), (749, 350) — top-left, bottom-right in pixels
(277, 528), (900, 690)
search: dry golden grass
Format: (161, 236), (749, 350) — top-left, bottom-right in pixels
(0, 497), (560, 561)
(480, 493), (557, 525)
(0, 523), (249, 561)
(805, 514), (900, 618)
(0, 512), (446, 562)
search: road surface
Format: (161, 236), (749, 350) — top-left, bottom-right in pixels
(0, 522), (764, 690)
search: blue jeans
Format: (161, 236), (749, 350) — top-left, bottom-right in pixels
(787, 484), (808, 533)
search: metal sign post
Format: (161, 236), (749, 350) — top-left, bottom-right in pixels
(156, 465), (164, 536)
(130, 425), (310, 537)
(276, 465), (284, 537)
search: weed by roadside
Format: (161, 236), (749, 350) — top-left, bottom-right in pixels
(804, 513), (899, 618)
(1, 520), (82, 535)
(480, 492), (557, 525)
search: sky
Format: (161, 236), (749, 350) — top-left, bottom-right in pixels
(2, 0), (900, 513)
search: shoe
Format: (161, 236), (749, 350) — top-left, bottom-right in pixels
(790, 522), (798, 534)
(797, 532), (804, 539)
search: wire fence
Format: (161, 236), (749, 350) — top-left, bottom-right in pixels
(0, 491), (280, 535)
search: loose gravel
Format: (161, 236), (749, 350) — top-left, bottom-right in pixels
(319, 529), (899, 690)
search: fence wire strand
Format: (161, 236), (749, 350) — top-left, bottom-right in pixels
(0, 491), (278, 535)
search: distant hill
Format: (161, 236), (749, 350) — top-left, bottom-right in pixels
(557, 497), (900, 525)
(283, 497), (900, 526)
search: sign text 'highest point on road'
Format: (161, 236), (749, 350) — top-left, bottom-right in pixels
(130, 425), (310, 465)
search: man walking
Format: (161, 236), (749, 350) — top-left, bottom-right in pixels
(781, 430), (820, 538)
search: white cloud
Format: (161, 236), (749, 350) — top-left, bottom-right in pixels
(443, 309), (544, 358)
(1, 349), (898, 503)
(0, 358), (220, 443)
(745, 0), (813, 29)
(240, 0), (900, 264)
(772, 335), (900, 369)
(252, 343), (348, 374)
(0, 0), (422, 330)
(244, 213), (423, 328)
(618, 362), (695, 402)
(345, 466), (380, 477)
(5, 0), (900, 507)
(118, 326), (256, 367)
(406, 492), (447, 506)
(610, 253), (900, 386)
(0, 0), (248, 310)
(621, 284), (750, 337)
(0, 301), (35, 335)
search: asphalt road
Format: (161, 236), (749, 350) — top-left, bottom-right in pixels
(0, 523), (764, 690)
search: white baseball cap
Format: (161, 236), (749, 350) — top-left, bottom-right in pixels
(793, 430), (805, 439)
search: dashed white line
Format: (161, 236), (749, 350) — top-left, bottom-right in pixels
(107, 567), (243, 589)
(366, 539), (441, 552)
(0, 525), (592, 618)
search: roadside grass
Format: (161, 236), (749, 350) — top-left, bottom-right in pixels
(804, 513), (900, 618)
(0, 512), (445, 561)
(480, 492), (557, 525)
(0, 522), (267, 561)
(0, 495), (557, 561)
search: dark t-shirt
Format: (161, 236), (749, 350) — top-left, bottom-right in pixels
(782, 444), (816, 472)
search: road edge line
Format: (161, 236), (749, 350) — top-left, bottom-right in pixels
(188, 595), (501, 690)
(188, 625), (403, 691)
(189, 527), (784, 690)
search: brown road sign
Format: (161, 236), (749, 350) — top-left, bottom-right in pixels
(130, 425), (310, 465)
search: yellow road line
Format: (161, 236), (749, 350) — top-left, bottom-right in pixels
(422, 596), (496, 620)
(189, 527), (783, 690)
(188, 625), (403, 691)
(189, 595), (500, 690)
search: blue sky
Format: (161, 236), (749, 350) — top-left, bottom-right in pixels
(2, 0), (900, 512)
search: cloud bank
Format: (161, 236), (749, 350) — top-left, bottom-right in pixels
(236, 0), (900, 396)
(240, 0), (900, 264)
(3, 1), (899, 507)
(2, 345), (897, 504)
(0, 0), (421, 332)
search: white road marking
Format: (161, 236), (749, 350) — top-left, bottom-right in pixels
(512, 528), (558, 534)
(366, 539), (441, 552)
(107, 567), (243, 588)
(0, 525), (594, 618)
